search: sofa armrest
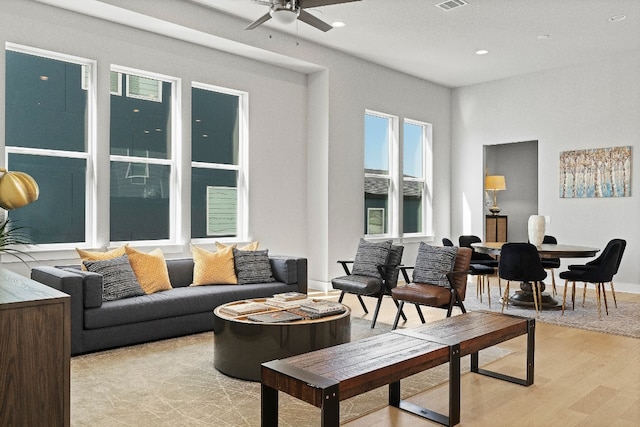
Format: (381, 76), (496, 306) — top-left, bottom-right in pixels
(270, 256), (307, 294)
(31, 266), (98, 355)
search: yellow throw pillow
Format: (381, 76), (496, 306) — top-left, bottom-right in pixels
(125, 247), (172, 294)
(191, 244), (238, 285)
(216, 241), (259, 251)
(77, 245), (127, 271)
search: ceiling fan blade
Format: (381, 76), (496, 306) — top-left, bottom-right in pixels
(245, 12), (272, 30)
(298, 9), (333, 32)
(300, 0), (361, 8)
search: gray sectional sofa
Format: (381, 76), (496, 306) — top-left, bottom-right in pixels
(31, 256), (307, 355)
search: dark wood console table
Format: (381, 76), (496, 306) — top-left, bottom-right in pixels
(0, 268), (70, 426)
(261, 311), (534, 426)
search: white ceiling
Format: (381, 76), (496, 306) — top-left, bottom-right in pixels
(194, 0), (640, 88)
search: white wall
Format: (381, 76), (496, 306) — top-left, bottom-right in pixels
(1, 0), (453, 287)
(452, 51), (640, 291)
(1, 0), (308, 272)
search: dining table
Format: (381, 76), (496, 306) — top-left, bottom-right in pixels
(471, 242), (600, 309)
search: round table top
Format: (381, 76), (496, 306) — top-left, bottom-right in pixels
(214, 298), (351, 324)
(471, 242), (600, 258)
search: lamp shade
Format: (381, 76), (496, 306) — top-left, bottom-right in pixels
(485, 175), (506, 191)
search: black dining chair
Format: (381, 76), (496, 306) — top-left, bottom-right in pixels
(458, 235), (499, 305)
(498, 243), (547, 315)
(539, 235), (561, 296)
(560, 239), (624, 318)
(567, 238), (626, 309)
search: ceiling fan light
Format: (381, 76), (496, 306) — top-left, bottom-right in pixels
(270, 9), (299, 25)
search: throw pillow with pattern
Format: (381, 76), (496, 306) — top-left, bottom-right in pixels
(233, 249), (275, 285)
(351, 238), (392, 279)
(412, 243), (458, 288)
(83, 255), (145, 302)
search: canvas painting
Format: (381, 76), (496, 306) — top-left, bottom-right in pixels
(559, 146), (631, 198)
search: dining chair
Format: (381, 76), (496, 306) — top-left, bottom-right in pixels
(539, 235), (561, 296)
(331, 239), (405, 328)
(560, 239), (624, 318)
(458, 235), (499, 304)
(498, 243), (547, 315)
(567, 238), (626, 309)
(391, 244), (472, 329)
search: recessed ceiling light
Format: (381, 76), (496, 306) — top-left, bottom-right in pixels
(133, 109), (140, 113)
(332, 21), (346, 28)
(537, 34), (550, 40)
(608, 14), (627, 23)
(39, 75), (49, 81)
(475, 49), (489, 55)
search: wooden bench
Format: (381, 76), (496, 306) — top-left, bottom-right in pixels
(261, 311), (534, 426)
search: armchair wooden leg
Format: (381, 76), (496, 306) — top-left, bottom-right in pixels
(356, 295), (369, 314)
(609, 281), (618, 308)
(486, 276), (491, 308)
(414, 304), (425, 324)
(501, 280), (510, 313)
(393, 298), (408, 322)
(531, 281), (540, 317)
(338, 291), (345, 303)
(595, 283), (602, 320)
(561, 279), (568, 315)
(370, 294), (385, 329)
(600, 283), (609, 316)
(582, 284), (587, 307)
(392, 301), (404, 330)
(571, 282), (576, 310)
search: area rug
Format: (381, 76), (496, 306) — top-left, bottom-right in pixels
(70, 318), (509, 426)
(463, 284), (640, 339)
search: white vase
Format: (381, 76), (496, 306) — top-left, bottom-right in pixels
(528, 215), (545, 246)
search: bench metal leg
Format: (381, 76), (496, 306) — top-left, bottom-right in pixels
(471, 318), (535, 387)
(261, 383), (278, 427)
(389, 343), (461, 426)
(320, 383), (340, 427)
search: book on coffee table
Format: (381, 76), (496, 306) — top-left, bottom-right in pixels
(272, 292), (307, 301)
(219, 301), (269, 316)
(247, 310), (304, 323)
(299, 300), (346, 315)
(264, 298), (308, 309)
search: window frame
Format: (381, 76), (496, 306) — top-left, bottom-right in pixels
(190, 81), (249, 244)
(109, 64), (181, 246)
(4, 42), (97, 251)
(402, 118), (433, 238)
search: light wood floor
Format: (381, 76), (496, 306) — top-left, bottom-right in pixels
(310, 288), (640, 426)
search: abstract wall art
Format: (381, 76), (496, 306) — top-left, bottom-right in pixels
(559, 146), (631, 198)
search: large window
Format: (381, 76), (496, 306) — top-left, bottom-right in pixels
(109, 66), (178, 242)
(4, 44), (94, 245)
(364, 112), (395, 235)
(364, 110), (432, 238)
(191, 83), (247, 240)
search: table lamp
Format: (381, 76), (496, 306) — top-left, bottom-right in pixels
(485, 175), (506, 215)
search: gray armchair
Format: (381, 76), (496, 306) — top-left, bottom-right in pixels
(332, 240), (404, 328)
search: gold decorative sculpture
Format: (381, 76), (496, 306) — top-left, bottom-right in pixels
(0, 167), (39, 210)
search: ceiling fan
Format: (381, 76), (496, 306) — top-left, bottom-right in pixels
(245, 0), (361, 32)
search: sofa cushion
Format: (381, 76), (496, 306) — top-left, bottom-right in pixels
(191, 244), (238, 285)
(125, 246), (173, 294)
(412, 243), (457, 288)
(84, 281), (297, 329)
(233, 249), (275, 285)
(76, 245), (127, 271)
(352, 238), (392, 279)
(83, 255), (145, 301)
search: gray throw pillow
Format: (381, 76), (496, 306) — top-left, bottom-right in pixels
(412, 243), (458, 288)
(83, 255), (145, 301)
(351, 238), (392, 279)
(233, 249), (275, 285)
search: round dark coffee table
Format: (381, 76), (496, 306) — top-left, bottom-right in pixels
(213, 299), (351, 381)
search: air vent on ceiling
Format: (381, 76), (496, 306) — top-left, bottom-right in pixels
(436, 0), (468, 11)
